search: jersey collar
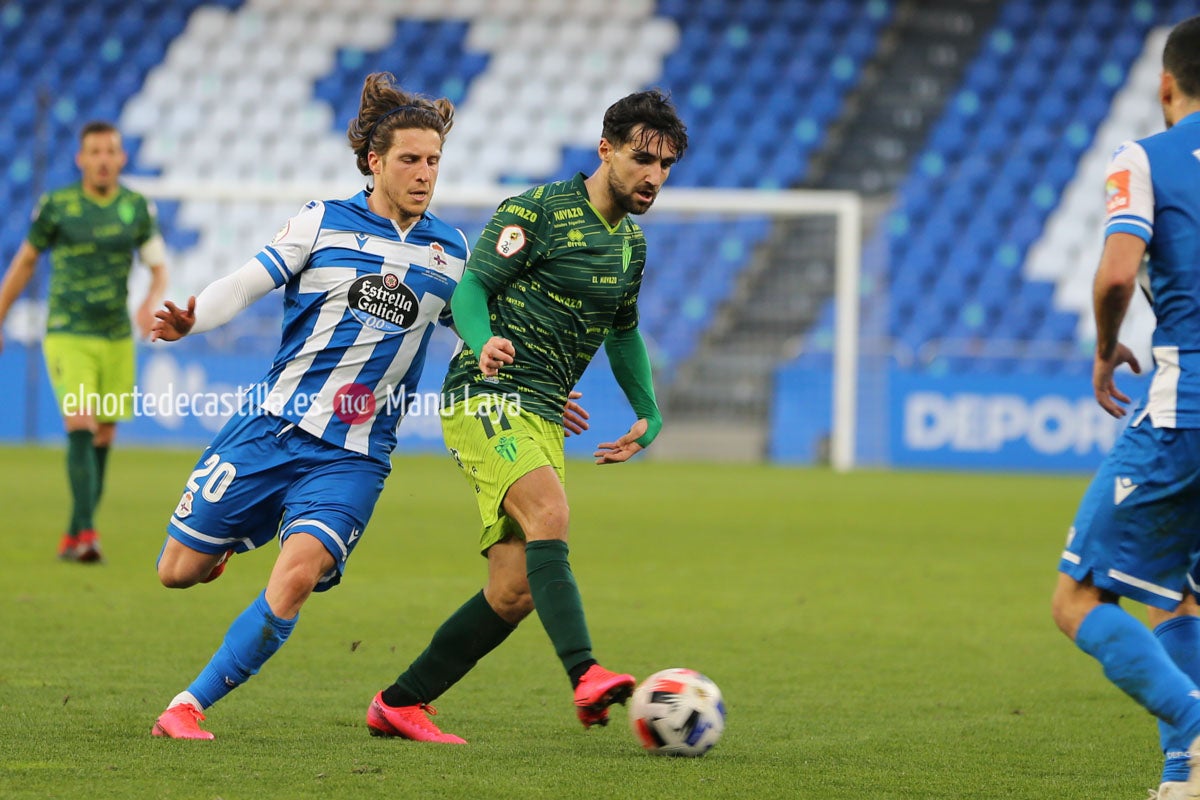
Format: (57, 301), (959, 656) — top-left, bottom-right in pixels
(1176, 110), (1200, 128)
(79, 181), (123, 206)
(574, 172), (627, 235)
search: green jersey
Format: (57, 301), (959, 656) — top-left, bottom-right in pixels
(443, 173), (647, 423)
(27, 182), (158, 339)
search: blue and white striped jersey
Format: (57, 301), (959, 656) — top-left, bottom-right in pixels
(249, 191), (467, 461)
(1105, 111), (1200, 428)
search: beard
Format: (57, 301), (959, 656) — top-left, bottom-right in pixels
(607, 171), (656, 216)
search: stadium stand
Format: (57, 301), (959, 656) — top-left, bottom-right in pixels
(843, 0), (1195, 376)
(1, 0), (885, 377)
(3, 0), (1199, 465)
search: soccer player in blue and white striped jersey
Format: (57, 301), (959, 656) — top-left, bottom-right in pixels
(1053, 16), (1200, 799)
(146, 73), (467, 740)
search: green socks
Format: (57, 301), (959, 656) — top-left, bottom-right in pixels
(383, 590), (516, 707)
(93, 445), (109, 505)
(525, 539), (594, 677)
(66, 430), (97, 535)
(381, 541), (597, 707)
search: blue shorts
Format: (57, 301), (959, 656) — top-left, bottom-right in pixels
(1059, 422), (1200, 610)
(166, 409), (390, 591)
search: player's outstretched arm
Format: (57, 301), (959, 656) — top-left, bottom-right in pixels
(594, 418), (648, 464)
(604, 327), (663, 452)
(152, 259), (277, 342)
(151, 297), (196, 341)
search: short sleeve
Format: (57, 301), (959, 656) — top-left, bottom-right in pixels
(137, 196), (161, 246)
(254, 200), (324, 287)
(1104, 140), (1153, 243)
(465, 195), (547, 292)
(25, 193), (55, 251)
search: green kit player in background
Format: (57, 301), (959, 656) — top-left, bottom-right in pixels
(366, 90), (688, 742)
(0, 121), (168, 563)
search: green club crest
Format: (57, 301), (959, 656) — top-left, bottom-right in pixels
(494, 434), (518, 463)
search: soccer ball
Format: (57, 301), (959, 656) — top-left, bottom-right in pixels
(628, 668), (725, 757)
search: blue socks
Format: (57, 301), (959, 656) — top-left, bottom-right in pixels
(1076, 604), (1200, 748)
(186, 590), (297, 709)
(1154, 615), (1200, 783)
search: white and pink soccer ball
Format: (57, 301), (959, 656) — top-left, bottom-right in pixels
(628, 668), (725, 757)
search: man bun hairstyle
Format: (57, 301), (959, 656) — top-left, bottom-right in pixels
(347, 72), (455, 176)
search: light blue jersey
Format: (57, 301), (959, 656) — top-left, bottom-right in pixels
(251, 191), (467, 461)
(166, 193), (467, 588)
(1105, 111), (1200, 428)
(1060, 111), (1200, 608)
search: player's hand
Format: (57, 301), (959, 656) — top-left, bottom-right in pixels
(151, 297), (197, 342)
(594, 418), (648, 464)
(1093, 342), (1142, 418)
(478, 336), (515, 377)
(563, 390), (590, 437)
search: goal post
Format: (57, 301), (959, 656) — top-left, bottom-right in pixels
(125, 178), (863, 470)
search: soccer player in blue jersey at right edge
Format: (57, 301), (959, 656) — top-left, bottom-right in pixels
(145, 73), (468, 740)
(1051, 16), (1200, 800)
(365, 91), (687, 742)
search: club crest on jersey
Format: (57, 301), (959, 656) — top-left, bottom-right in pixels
(348, 273), (420, 333)
(174, 490), (194, 519)
(497, 225), (526, 258)
(429, 241), (448, 270)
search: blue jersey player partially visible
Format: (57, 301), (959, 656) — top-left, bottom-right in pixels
(1051, 16), (1200, 799)
(147, 73), (465, 740)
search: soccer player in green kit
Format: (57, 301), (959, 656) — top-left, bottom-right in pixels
(0, 121), (168, 562)
(366, 90), (687, 743)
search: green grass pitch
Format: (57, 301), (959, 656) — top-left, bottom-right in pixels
(0, 445), (1166, 798)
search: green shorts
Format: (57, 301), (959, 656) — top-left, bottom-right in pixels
(42, 333), (136, 422)
(442, 393), (565, 553)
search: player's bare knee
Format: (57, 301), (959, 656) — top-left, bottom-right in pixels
(1050, 595), (1074, 638)
(485, 576), (534, 623)
(158, 563), (199, 589)
(494, 592), (534, 624)
(526, 500), (569, 540)
(1050, 577), (1102, 640)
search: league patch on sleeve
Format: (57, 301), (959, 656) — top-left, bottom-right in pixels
(1105, 170), (1131, 214)
(496, 225), (527, 258)
(271, 221), (291, 244)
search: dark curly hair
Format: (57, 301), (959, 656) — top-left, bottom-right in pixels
(601, 89), (688, 161)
